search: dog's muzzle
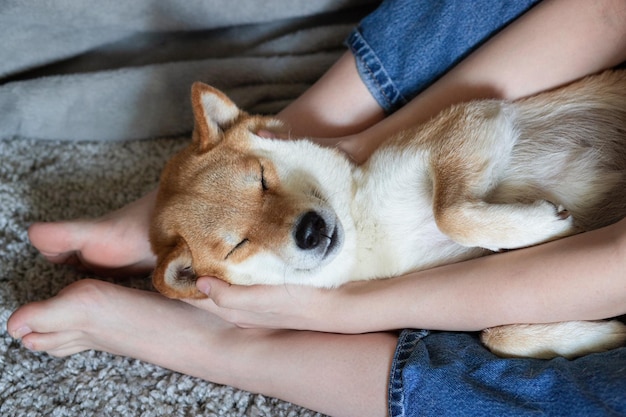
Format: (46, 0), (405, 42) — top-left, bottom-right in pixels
(293, 210), (342, 267)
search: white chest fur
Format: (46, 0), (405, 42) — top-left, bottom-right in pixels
(349, 148), (485, 280)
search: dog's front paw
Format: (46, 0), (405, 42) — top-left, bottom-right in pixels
(488, 200), (577, 250)
(532, 200), (577, 239)
(555, 204), (570, 219)
(487, 200), (577, 250)
(436, 199), (580, 251)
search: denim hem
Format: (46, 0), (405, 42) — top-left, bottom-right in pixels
(345, 29), (408, 114)
(388, 329), (430, 417)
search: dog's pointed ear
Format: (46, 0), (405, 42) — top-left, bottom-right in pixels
(191, 82), (241, 152)
(152, 240), (205, 299)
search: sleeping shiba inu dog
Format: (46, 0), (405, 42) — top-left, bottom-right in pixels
(150, 70), (626, 359)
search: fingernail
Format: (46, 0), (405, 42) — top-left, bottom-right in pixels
(196, 279), (211, 295)
(12, 326), (31, 339)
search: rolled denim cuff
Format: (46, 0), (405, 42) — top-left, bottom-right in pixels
(345, 28), (408, 113)
(345, 0), (540, 114)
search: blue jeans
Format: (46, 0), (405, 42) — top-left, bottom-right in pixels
(347, 0), (539, 113)
(347, 1), (626, 416)
(390, 330), (626, 417)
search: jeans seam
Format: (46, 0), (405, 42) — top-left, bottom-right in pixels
(389, 329), (430, 417)
(345, 29), (406, 113)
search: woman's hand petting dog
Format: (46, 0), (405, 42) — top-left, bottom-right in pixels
(182, 276), (401, 334)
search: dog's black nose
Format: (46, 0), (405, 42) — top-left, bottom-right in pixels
(294, 211), (326, 250)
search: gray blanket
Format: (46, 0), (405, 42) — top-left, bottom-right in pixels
(0, 1), (377, 415)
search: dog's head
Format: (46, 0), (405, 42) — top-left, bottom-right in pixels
(150, 83), (356, 298)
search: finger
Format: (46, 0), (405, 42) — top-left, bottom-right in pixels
(195, 276), (272, 310)
(256, 129), (282, 139)
(180, 278), (239, 312)
(181, 291), (256, 328)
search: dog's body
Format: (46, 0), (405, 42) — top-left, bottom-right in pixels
(151, 70), (626, 359)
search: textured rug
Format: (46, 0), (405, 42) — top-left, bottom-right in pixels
(0, 136), (325, 416)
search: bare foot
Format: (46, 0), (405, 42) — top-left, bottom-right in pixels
(7, 279), (241, 379)
(28, 190), (158, 276)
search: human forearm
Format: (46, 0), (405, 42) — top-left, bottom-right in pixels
(276, 52), (385, 140)
(360, 218), (626, 332)
(187, 218), (626, 334)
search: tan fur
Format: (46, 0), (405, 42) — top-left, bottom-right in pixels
(150, 72), (626, 358)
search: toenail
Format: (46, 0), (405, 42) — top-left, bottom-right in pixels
(11, 326), (31, 339)
(22, 339), (34, 350)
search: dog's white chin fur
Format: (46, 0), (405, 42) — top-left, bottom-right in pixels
(226, 248), (356, 287)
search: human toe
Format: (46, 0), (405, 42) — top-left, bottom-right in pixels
(28, 221), (86, 263)
(20, 330), (88, 356)
(7, 280), (105, 340)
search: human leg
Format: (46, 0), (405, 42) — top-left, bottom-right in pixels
(7, 279), (396, 417)
(28, 189), (158, 276)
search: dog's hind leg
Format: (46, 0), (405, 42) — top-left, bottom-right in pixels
(429, 101), (577, 251)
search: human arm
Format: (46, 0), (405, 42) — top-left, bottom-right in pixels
(184, 0), (626, 332)
(187, 217), (626, 333)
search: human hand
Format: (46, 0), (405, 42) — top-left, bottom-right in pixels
(182, 276), (400, 334)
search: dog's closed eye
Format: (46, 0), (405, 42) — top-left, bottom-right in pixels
(260, 164), (269, 191)
(225, 238), (249, 259)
